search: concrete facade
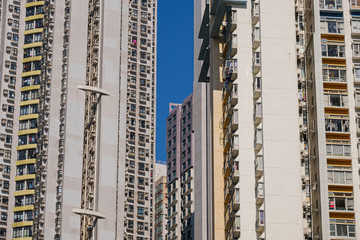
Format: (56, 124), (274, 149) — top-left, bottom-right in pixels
(195, 0), (306, 239)
(305, 0), (360, 239)
(166, 95), (194, 240)
(154, 163), (167, 240)
(0, 0), (157, 239)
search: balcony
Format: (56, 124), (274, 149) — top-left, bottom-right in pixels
(223, 100), (233, 129)
(319, 0), (343, 11)
(231, 84), (238, 106)
(254, 102), (262, 125)
(328, 169), (352, 185)
(322, 66), (346, 83)
(252, 1), (260, 25)
(326, 143), (351, 158)
(253, 77), (261, 99)
(351, 0), (360, 10)
(352, 20), (360, 35)
(224, 178), (233, 205)
(356, 93), (360, 109)
(321, 41), (345, 58)
(231, 160), (240, 184)
(223, 131), (239, 156)
(256, 182), (264, 204)
(231, 109), (239, 131)
(229, 10), (237, 32)
(330, 219), (355, 238)
(223, 59), (238, 81)
(253, 52), (261, 74)
(209, 0), (246, 38)
(255, 155), (263, 178)
(325, 117), (349, 133)
(225, 190), (239, 225)
(323, 94), (348, 109)
(320, 18), (344, 35)
(355, 66), (360, 84)
(256, 210), (265, 232)
(252, 27), (260, 49)
(232, 215), (241, 238)
(353, 43), (360, 60)
(329, 195), (354, 212)
(230, 135), (239, 157)
(255, 128), (263, 151)
(223, 34), (238, 58)
(231, 188), (240, 211)
(230, 34), (237, 57)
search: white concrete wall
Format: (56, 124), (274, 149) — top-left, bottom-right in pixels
(260, 0), (304, 239)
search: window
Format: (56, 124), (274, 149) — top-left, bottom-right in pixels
(322, 42), (345, 58)
(328, 169), (352, 184)
(16, 181), (24, 191)
(131, 49), (137, 57)
(4, 166), (10, 174)
(138, 207), (144, 216)
(139, 163), (145, 171)
(320, 0), (343, 10)
(325, 116), (349, 133)
(13, 228), (22, 238)
(10, 62), (17, 71)
(5, 135), (12, 144)
(330, 219), (355, 237)
(320, 17), (344, 34)
(326, 144), (350, 157)
(23, 226), (32, 237)
(18, 135), (27, 145)
(132, 23), (137, 31)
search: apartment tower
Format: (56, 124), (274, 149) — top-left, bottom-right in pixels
(0, 0), (22, 239)
(305, 0), (360, 238)
(196, 0), (305, 239)
(166, 94), (194, 240)
(0, 0), (157, 239)
(154, 162), (167, 240)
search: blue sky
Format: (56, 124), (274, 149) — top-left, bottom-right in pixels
(156, 1), (194, 164)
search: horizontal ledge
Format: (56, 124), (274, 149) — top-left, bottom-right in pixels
(72, 208), (106, 219)
(77, 85), (110, 96)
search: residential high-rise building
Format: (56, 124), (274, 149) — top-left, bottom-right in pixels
(0, 0), (22, 239)
(166, 94), (194, 240)
(195, 0), (307, 239)
(0, 0), (157, 239)
(154, 162), (167, 240)
(305, 0), (360, 239)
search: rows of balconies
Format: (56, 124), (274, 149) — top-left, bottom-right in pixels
(1, 3), (20, 193)
(220, 13), (240, 236)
